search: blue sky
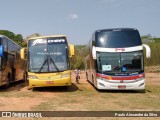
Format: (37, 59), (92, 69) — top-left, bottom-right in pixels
(0, 0), (160, 45)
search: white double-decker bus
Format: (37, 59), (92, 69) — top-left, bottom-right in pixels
(85, 28), (151, 90)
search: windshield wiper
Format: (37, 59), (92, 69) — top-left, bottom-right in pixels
(50, 58), (59, 72)
(38, 58), (59, 72)
(38, 59), (48, 72)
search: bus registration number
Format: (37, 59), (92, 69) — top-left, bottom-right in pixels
(118, 85), (126, 89)
(46, 81), (54, 84)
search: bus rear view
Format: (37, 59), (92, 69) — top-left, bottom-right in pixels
(85, 28), (151, 90)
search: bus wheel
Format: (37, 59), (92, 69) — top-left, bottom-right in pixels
(23, 72), (28, 86)
(23, 73), (27, 82)
(92, 75), (94, 84)
(86, 72), (88, 81)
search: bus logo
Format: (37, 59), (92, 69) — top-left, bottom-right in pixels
(115, 48), (125, 52)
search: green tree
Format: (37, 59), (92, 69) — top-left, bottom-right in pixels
(21, 41), (27, 47)
(0, 30), (23, 46)
(154, 38), (160, 43)
(15, 34), (23, 45)
(25, 33), (41, 40)
(70, 45), (89, 70)
(0, 30), (15, 40)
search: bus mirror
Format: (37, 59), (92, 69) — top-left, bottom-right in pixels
(69, 44), (75, 57)
(143, 44), (151, 58)
(92, 46), (96, 59)
(20, 48), (27, 60)
(0, 46), (4, 57)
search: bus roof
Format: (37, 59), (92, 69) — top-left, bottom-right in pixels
(0, 35), (11, 39)
(92, 28), (142, 48)
(0, 35), (22, 48)
(95, 28), (138, 33)
(28, 35), (67, 41)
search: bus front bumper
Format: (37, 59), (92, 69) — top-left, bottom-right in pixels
(28, 77), (71, 88)
(97, 78), (145, 90)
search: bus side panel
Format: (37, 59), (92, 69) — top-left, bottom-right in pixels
(0, 36), (25, 87)
(85, 52), (98, 88)
(0, 51), (11, 86)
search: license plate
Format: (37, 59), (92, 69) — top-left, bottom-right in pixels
(118, 85), (126, 89)
(46, 81), (54, 84)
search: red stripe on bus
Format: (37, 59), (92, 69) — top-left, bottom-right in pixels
(96, 73), (145, 80)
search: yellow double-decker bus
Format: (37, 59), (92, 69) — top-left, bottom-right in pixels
(20, 35), (74, 89)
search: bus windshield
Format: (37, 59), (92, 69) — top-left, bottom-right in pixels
(28, 37), (69, 73)
(97, 51), (143, 75)
(96, 29), (142, 48)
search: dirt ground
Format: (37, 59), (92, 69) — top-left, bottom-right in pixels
(0, 70), (159, 120)
(0, 71), (159, 110)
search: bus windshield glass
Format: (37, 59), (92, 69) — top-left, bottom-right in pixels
(96, 29), (142, 48)
(28, 37), (69, 73)
(96, 51), (143, 75)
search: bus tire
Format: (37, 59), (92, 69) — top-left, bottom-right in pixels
(86, 72), (88, 81)
(92, 75), (94, 84)
(23, 72), (27, 82)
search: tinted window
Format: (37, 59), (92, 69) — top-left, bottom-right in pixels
(2, 38), (8, 51)
(96, 51), (143, 75)
(95, 29), (142, 48)
(8, 40), (13, 52)
(28, 37), (69, 72)
(0, 37), (1, 45)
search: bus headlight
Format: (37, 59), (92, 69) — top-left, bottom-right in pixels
(28, 75), (38, 79)
(61, 73), (70, 78)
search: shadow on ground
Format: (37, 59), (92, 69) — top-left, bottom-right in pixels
(0, 80), (26, 92)
(32, 83), (79, 92)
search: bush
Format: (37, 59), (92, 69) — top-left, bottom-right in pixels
(144, 43), (160, 66)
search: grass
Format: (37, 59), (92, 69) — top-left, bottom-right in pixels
(0, 84), (160, 120)
(0, 72), (159, 113)
(0, 91), (36, 98)
(31, 83), (160, 111)
(0, 84), (160, 111)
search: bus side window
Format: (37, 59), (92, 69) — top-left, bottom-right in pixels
(1, 52), (7, 70)
(3, 38), (8, 51)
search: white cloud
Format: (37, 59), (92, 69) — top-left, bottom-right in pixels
(67, 13), (79, 20)
(101, 0), (116, 4)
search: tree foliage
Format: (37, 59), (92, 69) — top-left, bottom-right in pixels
(1, 30), (160, 67)
(71, 36), (160, 70)
(154, 38), (160, 43)
(25, 33), (41, 40)
(0, 30), (23, 46)
(70, 45), (89, 70)
(144, 42), (160, 66)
